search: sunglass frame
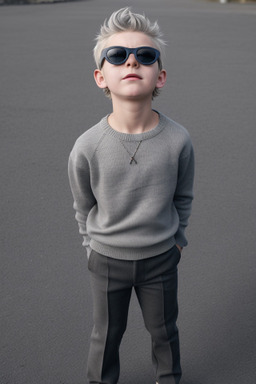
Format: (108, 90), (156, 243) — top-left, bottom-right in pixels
(99, 46), (160, 69)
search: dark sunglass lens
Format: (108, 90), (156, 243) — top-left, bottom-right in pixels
(137, 48), (157, 64)
(107, 48), (126, 64)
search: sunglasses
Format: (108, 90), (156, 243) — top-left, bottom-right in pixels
(99, 46), (161, 69)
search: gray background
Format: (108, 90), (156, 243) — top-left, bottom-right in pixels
(1, 0), (256, 383)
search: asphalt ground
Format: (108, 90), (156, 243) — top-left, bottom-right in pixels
(1, 1), (256, 383)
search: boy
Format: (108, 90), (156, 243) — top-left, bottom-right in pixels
(68, 7), (194, 384)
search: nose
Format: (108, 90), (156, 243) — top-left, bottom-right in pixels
(125, 53), (139, 67)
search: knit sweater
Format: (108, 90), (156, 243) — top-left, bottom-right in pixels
(68, 111), (194, 260)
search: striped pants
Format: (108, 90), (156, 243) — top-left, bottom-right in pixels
(87, 246), (182, 384)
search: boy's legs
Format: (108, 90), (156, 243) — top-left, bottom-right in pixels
(135, 246), (182, 384)
(87, 251), (133, 384)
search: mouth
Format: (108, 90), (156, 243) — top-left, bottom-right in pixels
(123, 74), (142, 80)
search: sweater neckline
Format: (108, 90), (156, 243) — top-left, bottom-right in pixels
(101, 110), (166, 142)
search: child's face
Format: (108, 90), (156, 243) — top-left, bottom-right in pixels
(94, 31), (166, 101)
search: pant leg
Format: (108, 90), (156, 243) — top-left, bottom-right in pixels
(87, 251), (133, 384)
(135, 246), (182, 384)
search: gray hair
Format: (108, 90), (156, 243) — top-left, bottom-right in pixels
(93, 7), (166, 98)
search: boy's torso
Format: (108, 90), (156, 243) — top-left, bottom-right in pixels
(71, 112), (192, 259)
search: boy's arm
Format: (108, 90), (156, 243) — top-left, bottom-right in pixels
(173, 143), (195, 248)
(68, 153), (96, 258)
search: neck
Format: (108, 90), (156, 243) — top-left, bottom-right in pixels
(108, 98), (159, 134)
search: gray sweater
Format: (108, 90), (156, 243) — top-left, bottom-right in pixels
(68, 112), (194, 260)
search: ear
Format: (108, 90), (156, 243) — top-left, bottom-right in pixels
(156, 69), (167, 89)
(94, 69), (108, 89)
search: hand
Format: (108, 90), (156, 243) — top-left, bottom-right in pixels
(176, 244), (183, 253)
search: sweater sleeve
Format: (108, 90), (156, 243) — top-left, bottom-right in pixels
(173, 141), (195, 247)
(68, 150), (97, 258)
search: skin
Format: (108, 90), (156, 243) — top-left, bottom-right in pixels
(94, 31), (183, 253)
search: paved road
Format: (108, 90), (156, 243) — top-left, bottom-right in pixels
(1, 1), (256, 383)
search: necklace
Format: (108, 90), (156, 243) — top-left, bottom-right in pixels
(119, 140), (142, 164)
